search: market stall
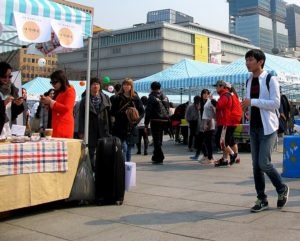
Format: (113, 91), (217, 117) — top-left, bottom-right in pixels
(0, 0), (93, 145)
(0, 0), (94, 212)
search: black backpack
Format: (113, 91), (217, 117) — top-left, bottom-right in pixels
(155, 97), (170, 120)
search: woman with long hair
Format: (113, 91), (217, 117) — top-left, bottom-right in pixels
(111, 78), (144, 162)
(40, 70), (75, 138)
(190, 89), (210, 161)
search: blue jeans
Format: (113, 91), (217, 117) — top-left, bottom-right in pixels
(122, 140), (132, 162)
(250, 128), (286, 200)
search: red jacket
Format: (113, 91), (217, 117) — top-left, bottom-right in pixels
(51, 86), (75, 138)
(216, 89), (232, 127)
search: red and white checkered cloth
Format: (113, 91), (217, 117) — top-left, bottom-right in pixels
(0, 141), (68, 176)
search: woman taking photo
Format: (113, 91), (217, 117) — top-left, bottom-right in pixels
(111, 78), (144, 162)
(40, 70), (75, 138)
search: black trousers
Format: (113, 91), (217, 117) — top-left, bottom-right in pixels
(194, 132), (208, 157)
(151, 121), (166, 162)
(137, 128), (149, 153)
(188, 120), (198, 149)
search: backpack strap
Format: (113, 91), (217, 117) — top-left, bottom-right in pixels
(245, 73), (272, 91)
(266, 73), (272, 92)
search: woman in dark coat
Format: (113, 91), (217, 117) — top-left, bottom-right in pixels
(111, 78), (144, 162)
(0, 62), (24, 136)
(78, 78), (111, 164)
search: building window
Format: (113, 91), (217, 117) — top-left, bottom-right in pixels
(112, 47), (121, 54)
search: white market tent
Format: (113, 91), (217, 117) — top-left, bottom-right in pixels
(0, 0), (93, 144)
(134, 58), (222, 95)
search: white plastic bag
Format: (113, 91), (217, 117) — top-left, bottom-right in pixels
(125, 162), (136, 191)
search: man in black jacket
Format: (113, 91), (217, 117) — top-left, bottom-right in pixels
(144, 81), (169, 164)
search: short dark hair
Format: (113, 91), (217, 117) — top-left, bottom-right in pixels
(0, 61), (12, 77)
(194, 95), (201, 104)
(245, 49), (266, 68)
(150, 81), (161, 90)
(90, 77), (102, 87)
(141, 96), (148, 105)
(114, 83), (121, 92)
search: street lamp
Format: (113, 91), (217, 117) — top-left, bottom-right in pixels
(96, 33), (100, 78)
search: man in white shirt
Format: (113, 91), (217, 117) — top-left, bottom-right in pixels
(242, 49), (289, 213)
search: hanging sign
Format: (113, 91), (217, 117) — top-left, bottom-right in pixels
(51, 20), (83, 48)
(14, 12), (51, 43)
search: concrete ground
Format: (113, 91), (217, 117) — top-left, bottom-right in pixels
(1, 137), (300, 241)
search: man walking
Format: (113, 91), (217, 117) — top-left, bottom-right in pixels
(242, 49), (289, 212)
(144, 81), (169, 164)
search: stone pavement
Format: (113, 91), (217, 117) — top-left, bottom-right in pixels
(1, 137), (300, 241)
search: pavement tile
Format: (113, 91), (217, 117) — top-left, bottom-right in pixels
(1, 136), (300, 241)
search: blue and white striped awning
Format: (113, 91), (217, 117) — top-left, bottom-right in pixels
(23, 77), (87, 101)
(136, 54), (300, 95)
(134, 58), (222, 93)
(0, 0), (92, 53)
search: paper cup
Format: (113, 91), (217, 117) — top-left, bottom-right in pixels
(45, 128), (53, 139)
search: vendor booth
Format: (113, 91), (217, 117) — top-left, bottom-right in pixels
(0, 0), (94, 212)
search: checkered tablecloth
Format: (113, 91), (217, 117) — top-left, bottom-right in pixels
(0, 140), (68, 176)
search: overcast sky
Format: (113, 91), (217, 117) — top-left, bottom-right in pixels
(71, 0), (300, 32)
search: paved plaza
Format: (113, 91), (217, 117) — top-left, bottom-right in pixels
(1, 137), (300, 241)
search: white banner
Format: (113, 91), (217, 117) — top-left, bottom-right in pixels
(51, 19), (83, 48)
(209, 38), (222, 64)
(14, 12), (51, 43)
(209, 38), (221, 54)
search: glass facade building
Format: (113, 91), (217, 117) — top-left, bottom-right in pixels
(228, 0), (289, 53)
(286, 4), (300, 48)
(147, 9), (193, 24)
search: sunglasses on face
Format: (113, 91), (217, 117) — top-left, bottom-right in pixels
(50, 80), (59, 85)
(0, 75), (13, 79)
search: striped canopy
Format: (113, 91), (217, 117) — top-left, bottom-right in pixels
(182, 53), (300, 89)
(134, 59), (222, 94)
(0, 0), (92, 53)
(135, 54), (300, 96)
(23, 77), (87, 101)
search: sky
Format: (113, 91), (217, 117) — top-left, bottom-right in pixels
(71, 0), (300, 32)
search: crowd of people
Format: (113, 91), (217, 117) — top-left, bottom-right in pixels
(0, 48), (291, 212)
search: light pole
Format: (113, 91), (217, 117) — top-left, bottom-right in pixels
(96, 33), (100, 78)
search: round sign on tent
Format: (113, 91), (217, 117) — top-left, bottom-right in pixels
(38, 58), (46, 67)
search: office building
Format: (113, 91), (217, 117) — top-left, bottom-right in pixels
(286, 4), (300, 49)
(228, 0), (289, 53)
(58, 20), (257, 82)
(147, 9), (194, 24)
